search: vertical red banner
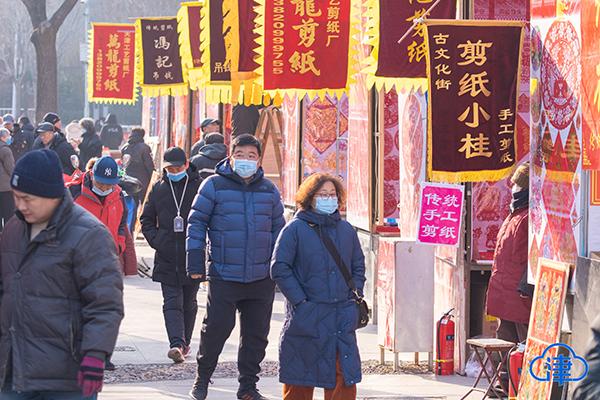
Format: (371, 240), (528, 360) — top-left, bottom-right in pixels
(261, 0), (353, 94)
(89, 24), (137, 104)
(581, 0), (600, 169)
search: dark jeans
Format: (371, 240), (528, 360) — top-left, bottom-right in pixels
(197, 278), (275, 389)
(0, 391), (96, 400)
(0, 191), (15, 232)
(161, 282), (200, 349)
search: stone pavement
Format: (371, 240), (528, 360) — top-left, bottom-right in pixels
(102, 241), (482, 399)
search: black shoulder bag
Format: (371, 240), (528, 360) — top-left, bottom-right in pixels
(309, 224), (370, 329)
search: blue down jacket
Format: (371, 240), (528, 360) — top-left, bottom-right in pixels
(186, 158), (285, 283)
(271, 210), (366, 389)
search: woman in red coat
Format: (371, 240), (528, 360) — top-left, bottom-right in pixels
(485, 162), (532, 394)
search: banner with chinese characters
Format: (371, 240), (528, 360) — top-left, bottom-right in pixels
(425, 21), (524, 183)
(364, 0), (456, 92)
(177, 2), (203, 90)
(136, 18), (188, 97)
(223, 0), (262, 104)
(200, 0), (233, 103)
(255, 0), (358, 100)
(581, 0), (600, 169)
(88, 23), (137, 104)
(417, 182), (464, 247)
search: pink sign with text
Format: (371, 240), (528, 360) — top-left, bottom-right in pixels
(417, 183), (465, 247)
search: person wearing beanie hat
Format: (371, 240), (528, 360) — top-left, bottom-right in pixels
(0, 127), (15, 231)
(74, 156), (128, 259)
(485, 162), (531, 395)
(1, 149), (123, 399)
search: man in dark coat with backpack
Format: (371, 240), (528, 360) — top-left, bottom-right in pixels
(141, 147), (202, 365)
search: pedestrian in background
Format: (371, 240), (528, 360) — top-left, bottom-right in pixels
(35, 122), (79, 175)
(0, 149), (124, 399)
(0, 128), (15, 231)
(271, 173), (366, 400)
(11, 116), (35, 161)
(65, 120), (84, 151)
(78, 118), (102, 168)
(190, 118), (221, 156)
(485, 162), (532, 395)
(190, 132), (227, 180)
(121, 127), (155, 231)
(100, 113), (123, 150)
(141, 147), (202, 364)
(187, 134), (285, 400)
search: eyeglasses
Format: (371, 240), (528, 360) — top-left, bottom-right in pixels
(315, 194), (337, 200)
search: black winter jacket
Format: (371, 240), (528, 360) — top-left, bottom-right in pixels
(190, 143), (227, 179)
(100, 114), (123, 150)
(0, 193), (124, 392)
(10, 123), (34, 161)
(78, 129), (102, 168)
(50, 133), (78, 175)
(121, 132), (154, 198)
(574, 315), (600, 399)
(140, 165), (202, 286)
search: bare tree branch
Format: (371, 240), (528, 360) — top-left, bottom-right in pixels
(21, 0), (47, 29)
(49, 0), (78, 29)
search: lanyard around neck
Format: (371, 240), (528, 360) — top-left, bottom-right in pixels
(168, 176), (189, 217)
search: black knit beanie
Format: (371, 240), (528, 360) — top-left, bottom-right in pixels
(11, 149), (65, 198)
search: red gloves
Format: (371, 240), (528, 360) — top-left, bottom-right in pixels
(78, 355), (105, 397)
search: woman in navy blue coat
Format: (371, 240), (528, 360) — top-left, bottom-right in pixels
(271, 173), (366, 400)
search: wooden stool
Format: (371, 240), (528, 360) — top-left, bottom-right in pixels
(461, 338), (516, 399)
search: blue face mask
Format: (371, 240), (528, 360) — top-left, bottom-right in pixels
(233, 159), (258, 178)
(4, 136), (12, 146)
(167, 171), (187, 182)
(92, 186), (113, 197)
(315, 196), (338, 215)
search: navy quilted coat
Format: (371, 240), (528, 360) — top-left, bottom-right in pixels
(271, 210), (366, 389)
(186, 159), (285, 283)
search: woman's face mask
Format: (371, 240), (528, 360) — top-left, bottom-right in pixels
(314, 196), (339, 215)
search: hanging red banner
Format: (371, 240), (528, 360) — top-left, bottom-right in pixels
(425, 21), (524, 183)
(136, 18), (187, 97)
(88, 23), (137, 104)
(257, 0), (357, 99)
(581, 0), (600, 170)
(365, 0), (456, 92)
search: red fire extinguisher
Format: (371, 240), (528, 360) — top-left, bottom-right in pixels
(508, 343), (525, 399)
(435, 309), (455, 375)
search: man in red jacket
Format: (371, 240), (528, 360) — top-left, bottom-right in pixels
(486, 162), (532, 395)
(75, 156), (127, 255)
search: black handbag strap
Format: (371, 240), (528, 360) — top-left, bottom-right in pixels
(309, 223), (359, 295)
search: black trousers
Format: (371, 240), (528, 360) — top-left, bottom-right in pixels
(197, 278), (275, 389)
(161, 282), (200, 349)
(0, 191), (15, 232)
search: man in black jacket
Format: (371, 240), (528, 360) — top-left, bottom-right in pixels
(10, 116), (35, 161)
(141, 147), (203, 364)
(100, 113), (124, 150)
(36, 122), (79, 175)
(190, 133), (227, 180)
(0, 149), (124, 399)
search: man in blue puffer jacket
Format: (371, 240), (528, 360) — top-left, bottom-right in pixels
(186, 134), (285, 400)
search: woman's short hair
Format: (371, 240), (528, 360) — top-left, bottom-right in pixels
(295, 173), (346, 211)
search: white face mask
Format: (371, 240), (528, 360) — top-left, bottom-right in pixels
(92, 186), (113, 197)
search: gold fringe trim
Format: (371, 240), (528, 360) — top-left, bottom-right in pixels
(135, 17), (189, 97)
(178, 2), (204, 90)
(87, 23), (139, 105)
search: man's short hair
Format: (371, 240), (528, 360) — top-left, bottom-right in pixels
(204, 133), (225, 145)
(231, 134), (261, 156)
